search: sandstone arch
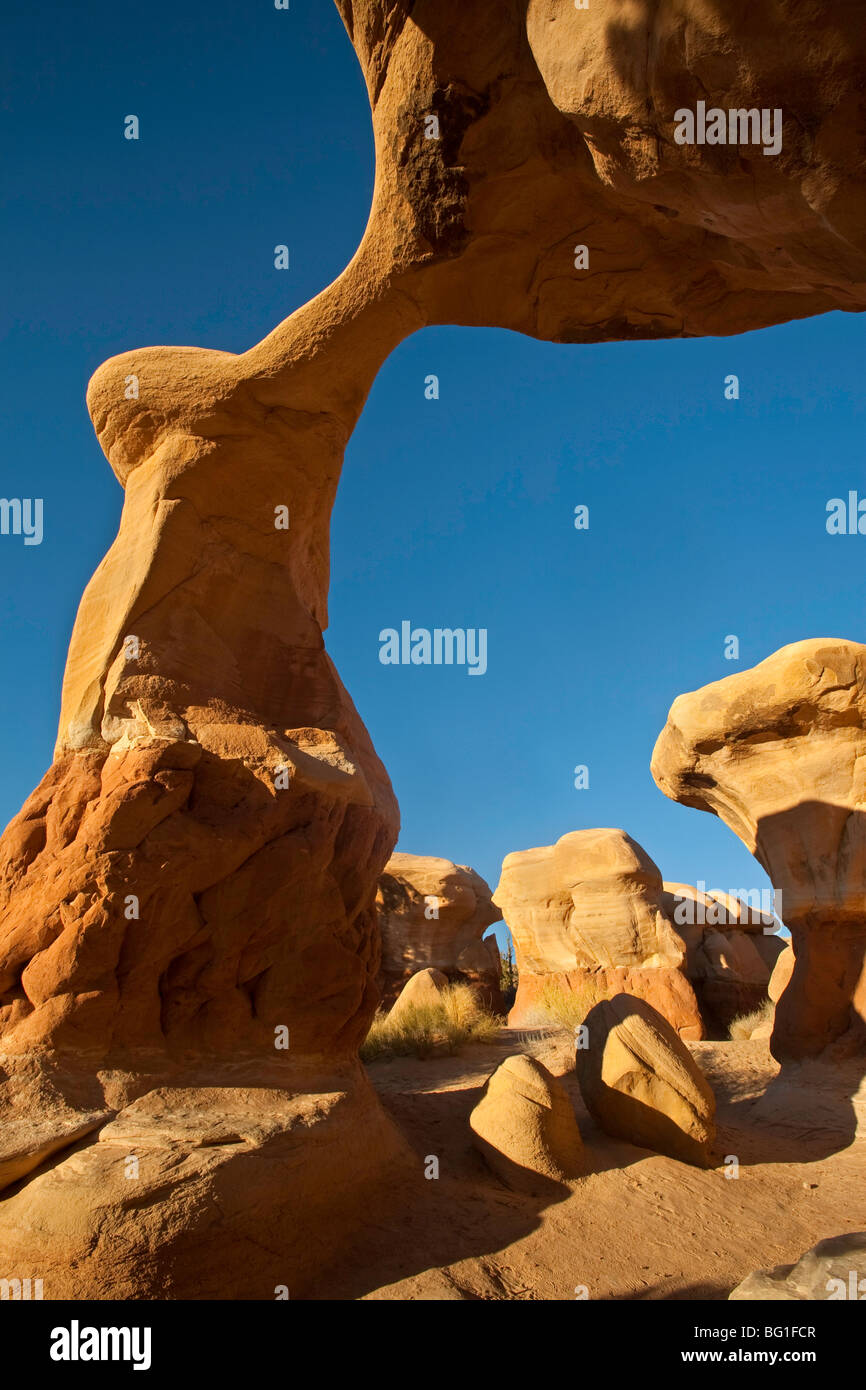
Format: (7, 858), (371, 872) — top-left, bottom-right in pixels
(1, 1), (865, 1294)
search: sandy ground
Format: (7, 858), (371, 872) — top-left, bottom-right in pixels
(309, 1030), (866, 1300)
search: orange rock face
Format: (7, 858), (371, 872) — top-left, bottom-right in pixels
(493, 830), (704, 1040)
(652, 639), (866, 1061)
(337, 0), (866, 341)
(2, 2), (866, 1293)
(376, 853), (502, 1010)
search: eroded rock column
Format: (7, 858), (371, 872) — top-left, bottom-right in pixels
(652, 639), (866, 1061)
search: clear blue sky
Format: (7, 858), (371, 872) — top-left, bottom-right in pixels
(2, 1), (862, 950)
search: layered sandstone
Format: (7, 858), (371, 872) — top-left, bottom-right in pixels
(376, 853), (501, 1010)
(662, 883), (786, 1034)
(494, 830), (703, 1039)
(577, 995), (716, 1167)
(470, 1054), (583, 1194)
(1, 0), (865, 1294)
(652, 640), (866, 1061)
(0, 1062), (412, 1300)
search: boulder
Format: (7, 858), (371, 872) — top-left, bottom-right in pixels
(729, 1232), (866, 1301)
(0, 1064), (412, 1299)
(576, 994), (716, 1166)
(469, 1055), (583, 1193)
(376, 854), (502, 1010)
(494, 830), (703, 1039)
(652, 639), (866, 1060)
(388, 967), (449, 1019)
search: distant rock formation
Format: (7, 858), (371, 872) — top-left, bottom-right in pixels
(661, 882), (787, 1034)
(576, 994), (716, 1167)
(494, 833), (784, 1037)
(652, 639), (866, 1061)
(736, 943), (797, 1040)
(376, 853), (502, 1011)
(494, 830), (704, 1039)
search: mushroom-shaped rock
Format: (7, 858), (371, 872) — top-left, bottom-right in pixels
(469, 1054), (583, 1194)
(576, 994), (716, 1167)
(493, 830), (702, 1038)
(652, 639), (866, 1061)
(376, 853), (502, 1010)
(388, 967), (449, 1020)
(729, 1232), (866, 1301)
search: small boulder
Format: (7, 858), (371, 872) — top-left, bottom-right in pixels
(388, 967), (449, 1019)
(470, 1054), (583, 1193)
(729, 1231), (866, 1300)
(576, 994), (716, 1166)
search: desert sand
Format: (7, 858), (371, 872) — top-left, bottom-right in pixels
(332, 1031), (866, 1301)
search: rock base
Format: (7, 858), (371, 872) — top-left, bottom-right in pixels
(0, 1057), (414, 1299)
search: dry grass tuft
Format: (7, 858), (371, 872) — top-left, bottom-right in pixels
(728, 998), (774, 1041)
(361, 981), (502, 1062)
(522, 979), (604, 1034)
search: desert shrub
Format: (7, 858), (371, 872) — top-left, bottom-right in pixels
(522, 979), (603, 1034)
(728, 998), (774, 1041)
(500, 937), (518, 1011)
(361, 981), (501, 1062)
